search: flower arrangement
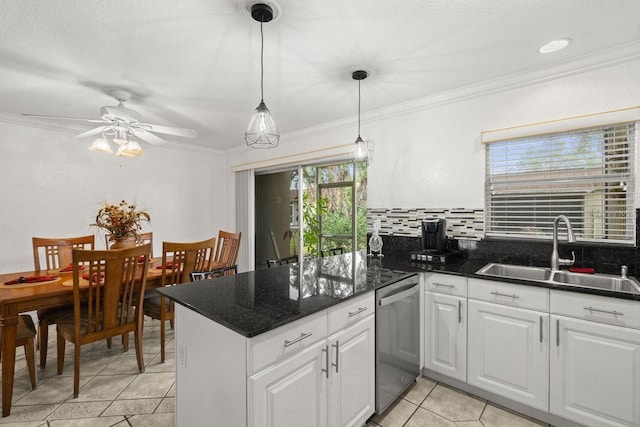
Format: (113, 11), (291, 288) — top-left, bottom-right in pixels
(92, 200), (151, 241)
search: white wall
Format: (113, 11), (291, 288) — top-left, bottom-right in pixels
(226, 58), (640, 213)
(0, 122), (226, 273)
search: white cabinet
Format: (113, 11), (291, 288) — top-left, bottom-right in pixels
(249, 340), (328, 427)
(250, 299), (375, 427)
(328, 315), (375, 427)
(467, 279), (549, 411)
(550, 291), (640, 427)
(424, 272), (467, 382)
(174, 292), (375, 427)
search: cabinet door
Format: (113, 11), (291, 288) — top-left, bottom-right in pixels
(249, 340), (327, 427)
(424, 292), (466, 381)
(550, 315), (640, 427)
(328, 315), (375, 427)
(468, 300), (549, 411)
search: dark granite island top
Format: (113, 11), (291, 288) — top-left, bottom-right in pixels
(157, 251), (414, 337)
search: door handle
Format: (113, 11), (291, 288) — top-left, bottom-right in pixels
(556, 319), (560, 347)
(458, 300), (462, 323)
(331, 341), (339, 373)
(321, 345), (329, 378)
(539, 316), (543, 343)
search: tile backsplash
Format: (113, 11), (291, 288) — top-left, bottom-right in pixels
(367, 208), (484, 240)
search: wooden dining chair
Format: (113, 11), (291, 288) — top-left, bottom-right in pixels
(0, 315), (37, 391)
(190, 265), (237, 281)
(106, 231), (153, 258)
(213, 230), (241, 268)
(55, 244), (151, 398)
(32, 235), (95, 369)
(144, 237), (216, 362)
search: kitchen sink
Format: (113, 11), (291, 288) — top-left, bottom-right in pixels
(551, 271), (640, 293)
(476, 263), (640, 295)
(476, 263), (552, 282)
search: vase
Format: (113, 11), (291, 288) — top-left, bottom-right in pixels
(110, 236), (137, 250)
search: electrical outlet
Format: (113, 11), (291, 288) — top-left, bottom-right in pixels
(178, 341), (187, 368)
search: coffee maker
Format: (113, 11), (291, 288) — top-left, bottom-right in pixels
(421, 218), (447, 253)
(410, 218), (453, 264)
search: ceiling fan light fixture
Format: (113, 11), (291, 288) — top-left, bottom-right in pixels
(351, 70), (372, 165)
(88, 137), (113, 154)
(245, 3), (279, 149)
(115, 142), (142, 157)
(123, 140), (144, 156)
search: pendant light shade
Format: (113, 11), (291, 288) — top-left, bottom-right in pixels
(245, 3), (279, 149)
(351, 70), (371, 165)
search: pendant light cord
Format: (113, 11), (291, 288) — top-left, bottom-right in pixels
(357, 79), (361, 136)
(260, 21), (264, 102)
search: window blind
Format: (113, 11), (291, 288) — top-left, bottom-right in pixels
(485, 122), (636, 244)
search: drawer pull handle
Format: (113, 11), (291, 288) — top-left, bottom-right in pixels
(332, 341), (340, 373)
(434, 282), (455, 289)
(348, 307), (367, 317)
(321, 345), (329, 378)
(490, 291), (520, 299)
(583, 306), (624, 316)
(284, 332), (313, 347)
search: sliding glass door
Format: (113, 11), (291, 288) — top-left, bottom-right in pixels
(254, 161), (367, 269)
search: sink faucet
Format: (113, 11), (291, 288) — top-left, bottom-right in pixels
(551, 215), (577, 271)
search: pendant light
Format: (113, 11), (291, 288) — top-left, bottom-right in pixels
(245, 3), (279, 149)
(351, 70), (371, 164)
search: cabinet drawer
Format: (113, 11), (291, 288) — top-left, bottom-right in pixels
(551, 290), (640, 329)
(468, 278), (549, 312)
(248, 310), (327, 375)
(327, 292), (374, 335)
(426, 273), (467, 297)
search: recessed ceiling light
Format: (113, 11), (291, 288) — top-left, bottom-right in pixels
(538, 38), (572, 54)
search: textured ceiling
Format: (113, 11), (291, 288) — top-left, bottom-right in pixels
(1, 0), (640, 151)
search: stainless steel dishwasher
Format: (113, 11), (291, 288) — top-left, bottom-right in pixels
(375, 273), (420, 414)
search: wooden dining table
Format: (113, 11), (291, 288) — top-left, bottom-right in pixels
(0, 263), (165, 417)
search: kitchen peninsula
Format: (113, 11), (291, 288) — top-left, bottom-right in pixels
(158, 251), (414, 427)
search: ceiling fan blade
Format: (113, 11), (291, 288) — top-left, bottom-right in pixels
(136, 122), (197, 138)
(131, 128), (167, 146)
(21, 113), (105, 123)
(72, 126), (110, 139)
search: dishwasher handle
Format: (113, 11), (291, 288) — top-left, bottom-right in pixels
(378, 283), (419, 307)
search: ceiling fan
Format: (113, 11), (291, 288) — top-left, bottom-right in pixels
(22, 89), (197, 151)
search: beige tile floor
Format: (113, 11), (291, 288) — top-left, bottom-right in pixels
(368, 377), (549, 427)
(1, 316), (175, 426)
(3, 318), (548, 427)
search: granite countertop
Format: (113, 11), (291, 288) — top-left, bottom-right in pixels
(158, 251), (415, 337)
(378, 250), (640, 302)
(159, 248), (639, 338)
